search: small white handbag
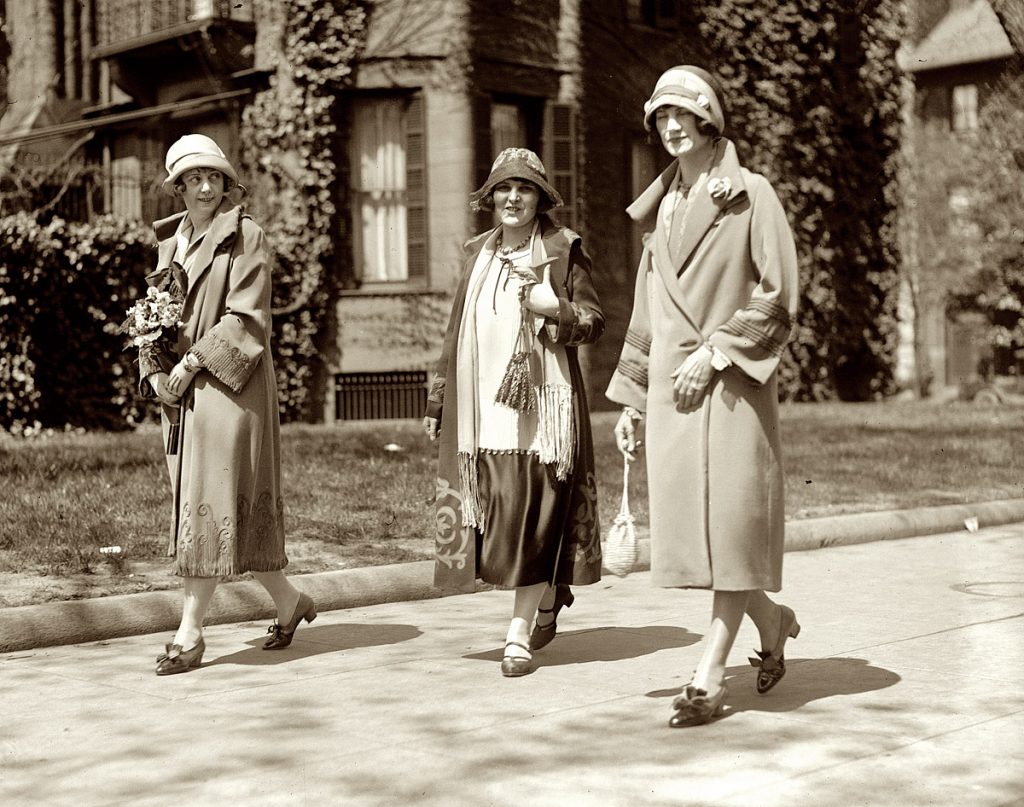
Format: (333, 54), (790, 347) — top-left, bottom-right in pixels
(605, 455), (638, 577)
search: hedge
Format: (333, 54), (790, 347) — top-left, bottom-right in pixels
(0, 214), (153, 431)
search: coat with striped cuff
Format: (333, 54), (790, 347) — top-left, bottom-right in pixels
(606, 138), (799, 591)
(143, 201), (287, 577)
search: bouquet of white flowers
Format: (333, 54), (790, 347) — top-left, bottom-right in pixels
(119, 285), (183, 348)
(119, 271), (186, 453)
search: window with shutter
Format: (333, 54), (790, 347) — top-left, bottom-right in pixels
(543, 102), (578, 233)
(630, 139), (660, 265)
(349, 91), (428, 286)
(406, 93), (427, 282)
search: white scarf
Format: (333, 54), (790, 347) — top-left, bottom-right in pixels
(455, 223), (577, 528)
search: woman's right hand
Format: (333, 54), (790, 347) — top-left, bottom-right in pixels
(614, 408), (643, 461)
(423, 416), (439, 442)
(150, 372), (181, 407)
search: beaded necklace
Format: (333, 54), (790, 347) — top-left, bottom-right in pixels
(496, 230), (531, 256)
(492, 230), (532, 312)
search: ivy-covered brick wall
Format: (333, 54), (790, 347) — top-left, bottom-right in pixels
(580, 0), (905, 401)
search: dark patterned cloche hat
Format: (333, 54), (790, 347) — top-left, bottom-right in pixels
(470, 147), (565, 212)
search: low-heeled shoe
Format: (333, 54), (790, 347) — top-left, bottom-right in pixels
(530, 585), (575, 652)
(263, 592), (317, 650)
(155, 637), (205, 676)
(501, 640), (534, 677)
(668, 683), (727, 728)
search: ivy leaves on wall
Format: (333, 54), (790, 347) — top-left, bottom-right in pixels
(239, 0), (370, 422)
(692, 0), (905, 400)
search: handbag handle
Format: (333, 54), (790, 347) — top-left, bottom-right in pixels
(620, 455), (631, 517)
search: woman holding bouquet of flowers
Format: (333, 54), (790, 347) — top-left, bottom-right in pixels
(139, 134), (314, 675)
(423, 148), (604, 677)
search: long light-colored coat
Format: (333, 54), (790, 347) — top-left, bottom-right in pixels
(606, 139), (798, 591)
(426, 215), (605, 593)
(141, 202), (287, 577)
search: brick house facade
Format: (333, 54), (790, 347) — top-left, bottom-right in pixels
(0, 0), (716, 420)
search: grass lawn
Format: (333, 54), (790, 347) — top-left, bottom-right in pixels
(1, 400), (1022, 605)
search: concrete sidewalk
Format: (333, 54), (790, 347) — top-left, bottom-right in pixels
(2, 523), (1022, 806)
(5, 498), (1024, 654)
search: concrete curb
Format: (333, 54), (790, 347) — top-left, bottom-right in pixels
(3, 498), (1023, 654)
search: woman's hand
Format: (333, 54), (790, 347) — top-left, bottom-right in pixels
(521, 264), (560, 318)
(614, 408), (643, 461)
(165, 358), (199, 399)
(150, 372), (181, 407)
(423, 416), (439, 442)
(671, 346), (714, 410)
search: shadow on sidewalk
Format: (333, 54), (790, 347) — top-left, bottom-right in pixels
(645, 656), (901, 715)
(204, 622), (422, 666)
(463, 625), (701, 665)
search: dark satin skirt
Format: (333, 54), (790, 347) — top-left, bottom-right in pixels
(476, 451), (572, 588)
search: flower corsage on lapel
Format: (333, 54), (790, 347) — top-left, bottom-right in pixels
(707, 176), (732, 201)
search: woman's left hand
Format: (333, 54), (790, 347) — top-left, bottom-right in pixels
(165, 360), (198, 399)
(521, 264), (560, 318)
(671, 346), (714, 410)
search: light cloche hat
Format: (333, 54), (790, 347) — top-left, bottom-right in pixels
(161, 134), (239, 196)
(643, 65), (725, 135)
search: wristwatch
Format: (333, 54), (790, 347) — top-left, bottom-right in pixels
(705, 343), (732, 371)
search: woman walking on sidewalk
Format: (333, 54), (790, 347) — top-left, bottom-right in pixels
(424, 148), (604, 677)
(606, 66), (801, 726)
(139, 134), (315, 675)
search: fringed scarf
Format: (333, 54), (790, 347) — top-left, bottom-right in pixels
(455, 223), (577, 528)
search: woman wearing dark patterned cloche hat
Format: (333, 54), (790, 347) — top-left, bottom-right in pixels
(424, 147), (604, 677)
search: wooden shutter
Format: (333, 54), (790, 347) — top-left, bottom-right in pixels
(406, 92), (427, 282)
(543, 102), (578, 233)
(472, 92), (495, 234)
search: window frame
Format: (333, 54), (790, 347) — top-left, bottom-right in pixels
(950, 83), (979, 133)
(345, 90), (428, 293)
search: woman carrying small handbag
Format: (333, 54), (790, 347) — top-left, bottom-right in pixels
(424, 148), (604, 676)
(608, 66), (802, 726)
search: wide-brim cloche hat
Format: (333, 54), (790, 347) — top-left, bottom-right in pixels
(161, 133), (239, 196)
(470, 147), (564, 212)
(643, 65), (725, 135)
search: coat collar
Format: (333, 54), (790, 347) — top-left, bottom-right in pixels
(461, 214), (572, 294)
(637, 139), (749, 332)
(657, 138), (747, 274)
(627, 137), (747, 224)
(150, 201), (243, 293)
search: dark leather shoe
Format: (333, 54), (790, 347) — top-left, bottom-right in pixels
(263, 592), (317, 650)
(668, 683), (727, 728)
(749, 604), (800, 693)
(530, 585), (574, 652)
(500, 640), (534, 677)
(155, 637), (205, 676)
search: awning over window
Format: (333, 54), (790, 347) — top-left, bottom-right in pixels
(0, 88), (253, 149)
